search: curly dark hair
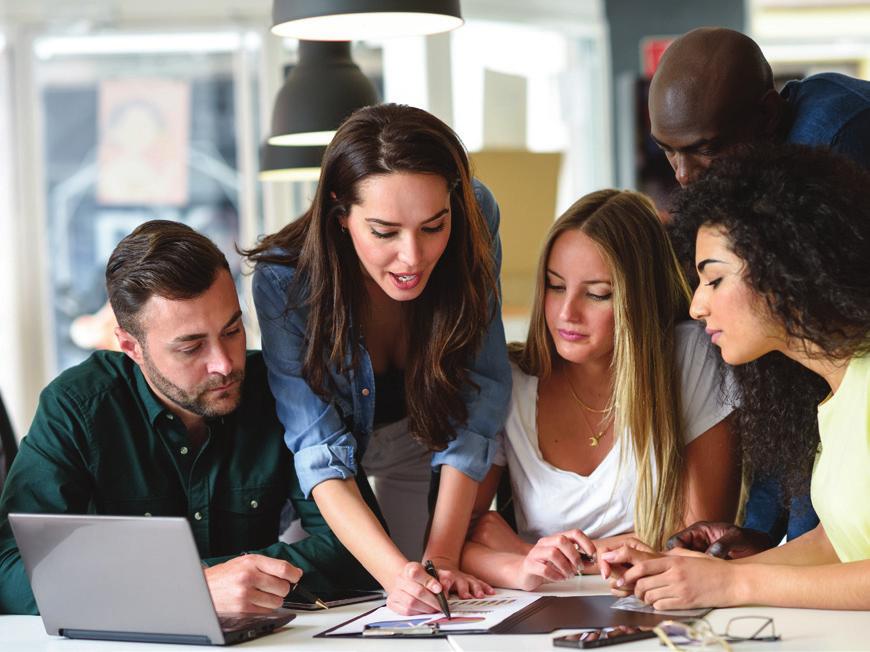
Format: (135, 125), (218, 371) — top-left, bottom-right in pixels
(669, 144), (870, 501)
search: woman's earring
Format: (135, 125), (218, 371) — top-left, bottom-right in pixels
(340, 225), (348, 235)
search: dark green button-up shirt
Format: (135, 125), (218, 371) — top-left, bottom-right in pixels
(0, 350), (375, 614)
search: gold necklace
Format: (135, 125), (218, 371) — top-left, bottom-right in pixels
(565, 375), (612, 414)
(578, 407), (610, 447)
(564, 374), (612, 447)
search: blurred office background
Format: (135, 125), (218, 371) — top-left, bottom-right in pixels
(0, 0), (869, 441)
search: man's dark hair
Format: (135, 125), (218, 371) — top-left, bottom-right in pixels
(106, 220), (230, 338)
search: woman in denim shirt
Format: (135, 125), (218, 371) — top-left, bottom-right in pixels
(247, 104), (511, 615)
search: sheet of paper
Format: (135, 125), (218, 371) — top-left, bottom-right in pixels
(611, 595), (708, 618)
(324, 593), (541, 636)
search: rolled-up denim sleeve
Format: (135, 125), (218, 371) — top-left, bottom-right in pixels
(431, 180), (512, 481)
(253, 263), (359, 497)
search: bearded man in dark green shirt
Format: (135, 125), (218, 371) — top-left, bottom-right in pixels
(0, 220), (375, 615)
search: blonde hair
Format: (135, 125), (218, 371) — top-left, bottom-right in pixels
(511, 189), (692, 548)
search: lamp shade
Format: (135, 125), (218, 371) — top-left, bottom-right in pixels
(268, 41), (379, 147)
(272, 0), (463, 41)
(259, 142), (326, 182)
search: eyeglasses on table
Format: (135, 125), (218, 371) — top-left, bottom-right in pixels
(653, 616), (780, 651)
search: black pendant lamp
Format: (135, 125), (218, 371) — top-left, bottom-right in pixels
(268, 41), (379, 147)
(258, 142), (326, 182)
(271, 0), (463, 41)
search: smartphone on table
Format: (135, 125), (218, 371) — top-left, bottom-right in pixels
(553, 627), (657, 648)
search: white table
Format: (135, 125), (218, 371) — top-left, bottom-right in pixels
(1, 577), (868, 651)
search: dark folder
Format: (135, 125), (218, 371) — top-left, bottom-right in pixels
(493, 595), (708, 634)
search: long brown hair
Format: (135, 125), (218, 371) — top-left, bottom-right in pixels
(245, 103), (497, 451)
(512, 189), (692, 548)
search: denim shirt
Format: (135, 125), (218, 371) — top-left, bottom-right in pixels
(253, 179), (512, 498)
(782, 72), (870, 169)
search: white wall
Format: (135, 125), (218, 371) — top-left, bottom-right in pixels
(0, 37), (23, 435)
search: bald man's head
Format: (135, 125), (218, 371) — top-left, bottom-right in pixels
(649, 27), (785, 186)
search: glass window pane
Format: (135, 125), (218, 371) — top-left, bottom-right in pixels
(35, 35), (258, 372)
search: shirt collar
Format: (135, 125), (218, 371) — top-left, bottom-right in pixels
(132, 363), (174, 427)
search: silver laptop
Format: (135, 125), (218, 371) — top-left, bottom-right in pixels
(9, 513), (294, 645)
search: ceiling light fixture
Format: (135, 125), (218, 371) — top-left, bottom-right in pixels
(258, 142), (326, 182)
(271, 0), (463, 41)
(268, 40), (379, 147)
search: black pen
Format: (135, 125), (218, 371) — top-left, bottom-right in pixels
(423, 560), (451, 619)
(289, 582), (328, 610)
(240, 551), (328, 610)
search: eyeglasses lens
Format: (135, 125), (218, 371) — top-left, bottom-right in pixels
(725, 617), (778, 642)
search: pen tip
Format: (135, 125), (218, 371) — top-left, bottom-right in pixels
(315, 599), (329, 610)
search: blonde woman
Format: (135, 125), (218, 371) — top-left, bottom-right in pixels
(461, 189), (740, 591)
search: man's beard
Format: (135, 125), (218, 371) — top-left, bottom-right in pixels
(142, 351), (245, 418)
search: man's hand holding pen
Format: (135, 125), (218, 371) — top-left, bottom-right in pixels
(385, 559), (494, 616)
(287, 581), (329, 609)
(204, 553), (302, 613)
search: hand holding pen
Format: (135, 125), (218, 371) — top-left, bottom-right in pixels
(424, 560), (451, 619)
(234, 550), (327, 609)
(204, 553), (310, 613)
(385, 560), (493, 615)
(515, 528), (598, 592)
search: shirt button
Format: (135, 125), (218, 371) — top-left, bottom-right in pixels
(166, 414), (174, 420)
(361, 388), (370, 397)
(250, 500), (259, 509)
(194, 511), (203, 521)
(180, 446), (189, 455)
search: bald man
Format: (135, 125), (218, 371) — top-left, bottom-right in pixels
(650, 27), (870, 186)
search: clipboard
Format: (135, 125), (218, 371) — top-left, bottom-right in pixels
(316, 595), (710, 638)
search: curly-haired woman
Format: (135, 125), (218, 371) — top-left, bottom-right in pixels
(602, 145), (870, 610)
